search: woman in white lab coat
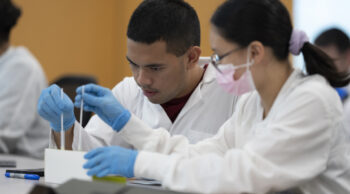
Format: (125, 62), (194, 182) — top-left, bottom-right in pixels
(81, 0), (350, 193)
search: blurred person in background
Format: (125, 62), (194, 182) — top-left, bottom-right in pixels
(0, 0), (49, 159)
(315, 28), (350, 101)
(315, 28), (350, 137)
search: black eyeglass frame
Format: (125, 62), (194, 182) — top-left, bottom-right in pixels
(210, 47), (242, 73)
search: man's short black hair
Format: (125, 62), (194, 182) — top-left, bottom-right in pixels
(0, 0), (21, 45)
(315, 28), (350, 53)
(127, 0), (200, 56)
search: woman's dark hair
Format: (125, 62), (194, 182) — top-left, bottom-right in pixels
(0, 0), (21, 45)
(211, 0), (350, 87)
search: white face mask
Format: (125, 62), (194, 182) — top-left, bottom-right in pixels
(215, 48), (256, 96)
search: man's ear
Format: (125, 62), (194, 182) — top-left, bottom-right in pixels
(186, 46), (201, 69)
(249, 41), (265, 64)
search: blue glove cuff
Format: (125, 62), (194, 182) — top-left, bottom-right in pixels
(126, 150), (138, 178)
(111, 109), (131, 132)
(336, 87), (348, 100)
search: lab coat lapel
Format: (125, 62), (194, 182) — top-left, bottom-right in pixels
(172, 84), (204, 127)
(249, 69), (302, 137)
(172, 64), (216, 126)
(142, 101), (173, 130)
(264, 68), (303, 122)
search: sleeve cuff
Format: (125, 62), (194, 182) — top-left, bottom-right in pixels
(119, 114), (154, 143)
(134, 151), (177, 182)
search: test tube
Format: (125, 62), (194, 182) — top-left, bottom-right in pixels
(48, 128), (52, 149)
(78, 86), (85, 151)
(60, 88), (65, 150)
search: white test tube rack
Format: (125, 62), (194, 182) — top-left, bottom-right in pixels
(45, 86), (90, 184)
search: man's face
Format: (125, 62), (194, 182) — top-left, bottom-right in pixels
(319, 45), (350, 73)
(126, 39), (189, 104)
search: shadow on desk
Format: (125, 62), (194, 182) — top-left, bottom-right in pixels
(29, 179), (304, 194)
(30, 179), (194, 194)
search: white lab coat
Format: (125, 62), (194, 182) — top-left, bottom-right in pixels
(0, 47), (49, 159)
(71, 64), (238, 150)
(341, 86), (350, 138)
(342, 98), (350, 138)
(118, 69), (350, 194)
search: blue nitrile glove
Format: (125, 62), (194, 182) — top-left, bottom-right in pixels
(37, 84), (75, 131)
(83, 146), (138, 178)
(74, 84), (131, 132)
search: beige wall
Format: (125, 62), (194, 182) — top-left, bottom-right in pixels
(11, 0), (292, 88)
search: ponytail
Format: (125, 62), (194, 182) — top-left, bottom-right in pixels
(301, 42), (350, 87)
(210, 0), (350, 88)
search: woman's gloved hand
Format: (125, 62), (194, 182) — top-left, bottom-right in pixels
(75, 84), (131, 132)
(83, 146), (138, 178)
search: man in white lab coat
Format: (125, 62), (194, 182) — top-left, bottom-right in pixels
(0, 0), (49, 159)
(38, 0), (238, 150)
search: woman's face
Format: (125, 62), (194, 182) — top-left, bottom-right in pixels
(209, 26), (252, 81)
(209, 25), (269, 92)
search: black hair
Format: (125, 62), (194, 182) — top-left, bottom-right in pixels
(127, 0), (200, 57)
(0, 0), (21, 45)
(211, 0), (350, 87)
(315, 28), (350, 54)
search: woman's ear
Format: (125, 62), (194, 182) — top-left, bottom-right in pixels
(249, 41), (265, 64)
(186, 46), (201, 69)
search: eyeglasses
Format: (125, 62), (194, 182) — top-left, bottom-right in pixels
(210, 47), (241, 73)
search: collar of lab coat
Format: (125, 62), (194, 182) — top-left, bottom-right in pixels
(187, 63), (217, 103)
(0, 46), (14, 64)
(275, 68), (304, 100)
(262, 68), (305, 122)
(157, 64), (217, 126)
(170, 64), (218, 123)
(201, 63), (217, 85)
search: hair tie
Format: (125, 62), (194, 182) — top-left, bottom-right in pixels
(289, 29), (309, 55)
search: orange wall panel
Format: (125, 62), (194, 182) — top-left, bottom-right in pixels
(11, 0), (292, 88)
